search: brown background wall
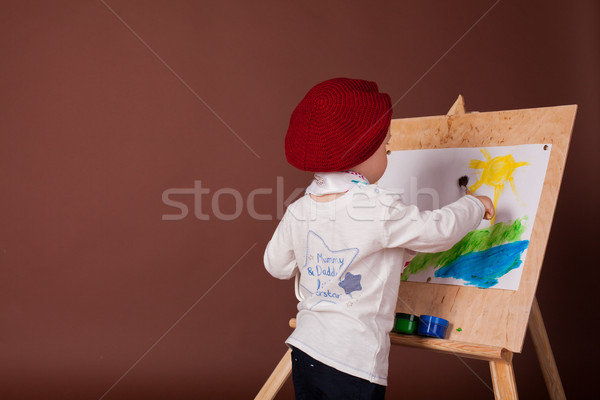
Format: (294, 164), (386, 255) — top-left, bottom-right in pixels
(1, 1), (598, 399)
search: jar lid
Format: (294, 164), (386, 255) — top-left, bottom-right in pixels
(395, 313), (418, 321)
(419, 315), (449, 327)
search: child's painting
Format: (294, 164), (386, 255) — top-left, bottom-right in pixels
(378, 144), (552, 290)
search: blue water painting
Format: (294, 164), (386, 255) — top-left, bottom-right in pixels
(434, 240), (530, 288)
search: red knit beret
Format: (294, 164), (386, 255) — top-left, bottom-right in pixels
(285, 77), (392, 172)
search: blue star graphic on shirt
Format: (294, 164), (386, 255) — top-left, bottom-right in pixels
(299, 231), (360, 305)
(338, 272), (362, 295)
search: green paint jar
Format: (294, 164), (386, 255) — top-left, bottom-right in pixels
(393, 313), (419, 335)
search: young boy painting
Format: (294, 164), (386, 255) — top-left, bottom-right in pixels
(264, 78), (494, 399)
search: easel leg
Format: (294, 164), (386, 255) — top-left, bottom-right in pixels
(528, 297), (566, 400)
(489, 352), (518, 400)
(255, 348), (292, 400)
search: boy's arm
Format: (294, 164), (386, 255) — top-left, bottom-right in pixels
(264, 208), (297, 280)
(383, 194), (485, 253)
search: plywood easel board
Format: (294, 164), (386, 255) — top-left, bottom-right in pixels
(386, 103), (576, 353)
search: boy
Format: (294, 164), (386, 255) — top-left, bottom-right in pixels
(264, 78), (494, 399)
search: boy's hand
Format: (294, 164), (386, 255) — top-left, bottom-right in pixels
(466, 190), (495, 220)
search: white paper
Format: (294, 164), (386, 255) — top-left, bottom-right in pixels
(378, 144), (551, 290)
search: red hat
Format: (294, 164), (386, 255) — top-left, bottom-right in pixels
(285, 77), (392, 172)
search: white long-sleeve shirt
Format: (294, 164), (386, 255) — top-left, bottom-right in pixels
(264, 184), (484, 385)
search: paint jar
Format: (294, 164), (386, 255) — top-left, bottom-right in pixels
(393, 313), (419, 335)
(417, 315), (449, 339)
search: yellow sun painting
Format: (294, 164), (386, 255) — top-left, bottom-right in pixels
(468, 149), (529, 224)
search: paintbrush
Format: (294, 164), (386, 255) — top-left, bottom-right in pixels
(458, 175), (470, 195)
(458, 175), (492, 220)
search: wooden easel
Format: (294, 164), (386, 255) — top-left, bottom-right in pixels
(256, 97), (577, 400)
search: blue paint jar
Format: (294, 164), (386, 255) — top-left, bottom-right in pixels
(417, 315), (449, 338)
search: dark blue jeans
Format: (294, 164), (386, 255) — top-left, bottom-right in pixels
(290, 347), (386, 400)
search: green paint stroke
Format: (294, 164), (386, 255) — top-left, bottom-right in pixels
(402, 218), (527, 281)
